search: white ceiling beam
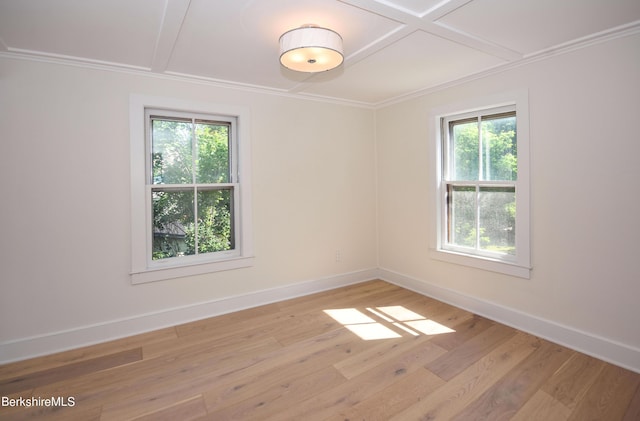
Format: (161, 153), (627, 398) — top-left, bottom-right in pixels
(422, 0), (474, 20)
(339, 0), (521, 62)
(151, 0), (192, 73)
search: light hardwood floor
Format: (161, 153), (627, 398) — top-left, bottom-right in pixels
(1, 280), (639, 420)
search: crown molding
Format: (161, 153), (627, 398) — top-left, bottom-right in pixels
(0, 49), (374, 109)
(373, 20), (640, 108)
(2, 19), (638, 110)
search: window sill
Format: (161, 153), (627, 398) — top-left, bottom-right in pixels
(131, 256), (254, 284)
(429, 248), (531, 279)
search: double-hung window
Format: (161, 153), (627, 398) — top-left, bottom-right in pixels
(148, 110), (237, 261)
(431, 92), (530, 278)
(130, 95), (253, 284)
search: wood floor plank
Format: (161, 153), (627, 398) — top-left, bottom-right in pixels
(425, 322), (517, 381)
(174, 302), (282, 337)
(416, 300), (475, 328)
(325, 367), (445, 421)
(449, 339), (573, 421)
(30, 336), (281, 421)
(142, 316), (281, 359)
(269, 311), (344, 346)
(541, 351), (605, 409)
(76, 337), (282, 420)
(0, 327), (175, 381)
(622, 381), (640, 421)
(567, 363), (640, 421)
(333, 335), (436, 379)
(205, 366), (347, 420)
(429, 314), (495, 351)
(131, 395), (207, 421)
(277, 280), (403, 312)
(389, 331), (539, 421)
(0, 348), (142, 395)
(510, 390), (572, 421)
(275, 280), (406, 319)
(263, 337), (449, 421)
(201, 327), (369, 412)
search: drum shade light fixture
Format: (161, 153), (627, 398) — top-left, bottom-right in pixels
(279, 25), (343, 72)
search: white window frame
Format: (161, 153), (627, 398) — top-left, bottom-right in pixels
(429, 90), (531, 278)
(129, 94), (253, 284)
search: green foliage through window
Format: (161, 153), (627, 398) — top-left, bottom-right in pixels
(445, 111), (517, 256)
(150, 117), (233, 260)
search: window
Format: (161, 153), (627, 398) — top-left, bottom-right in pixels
(130, 95), (253, 283)
(431, 91), (530, 278)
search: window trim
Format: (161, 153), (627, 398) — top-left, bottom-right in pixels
(129, 94), (254, 284)
(429, 90), (531, 279)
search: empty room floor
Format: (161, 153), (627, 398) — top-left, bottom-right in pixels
(1, 280), (639, 420)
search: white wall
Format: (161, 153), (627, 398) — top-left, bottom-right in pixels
(376, 33), (640, 360)
(1, 32), (639, 369)
(0, 58), (377, 359)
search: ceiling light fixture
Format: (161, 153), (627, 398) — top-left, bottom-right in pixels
(279, 25), (343, 73)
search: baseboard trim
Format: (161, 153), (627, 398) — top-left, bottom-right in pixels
(0, 268), (378, 364)
(378, 267), (640, 374)
(4, 267), (639, 372)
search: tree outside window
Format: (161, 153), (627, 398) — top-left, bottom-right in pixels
(150, 116), (235, 261)
(444, 109), (518, 258)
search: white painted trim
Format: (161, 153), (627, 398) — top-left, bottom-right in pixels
(3, 267), (639, 373)
(378, 267), (640, 374)
(373, 21), (640, 108)
(0, 268), (379, 364)
(0, 51), (374, 109)
(1, 20), (637, 110)
(129, 94), (255, 284)
(150, 0), (191, 72)
(429, 248), (530, 279)
(429, 89), (531, 279)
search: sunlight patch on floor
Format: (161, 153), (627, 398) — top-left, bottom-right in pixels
(344, 323), (402, 340)
(323, 306), (455, 340)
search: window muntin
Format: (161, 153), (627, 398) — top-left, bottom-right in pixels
(144, 109), (241, 270)
(442, 107), (518, 260)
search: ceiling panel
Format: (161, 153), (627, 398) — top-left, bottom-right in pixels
(300, 30), (505, 103)
(438, 0), (640, 55)
(166, 0), (401, 90)
(0, 0), (637, 105)
(0, 0), (164, 68)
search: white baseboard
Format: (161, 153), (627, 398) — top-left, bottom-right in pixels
(378, 267), (640, 374)
(4, 267), (639, 374)
(0, 268), (379, 364)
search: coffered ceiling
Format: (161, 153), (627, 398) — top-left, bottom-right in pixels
(1, 0), (639, 106)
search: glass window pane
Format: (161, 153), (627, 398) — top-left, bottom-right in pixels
(152, 119), (193, 184)
(195, 122), (230, 183)
(448, 185), (476, 248)
(197, 188), (234, 253)
(152, 189), (195, 260)
(450, 120), (479, 181)
(481, 114), (517, 181)
(479, 187), (516, 255)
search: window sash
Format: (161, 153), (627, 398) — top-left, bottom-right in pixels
(144, 108), (240, 269)
(442, 106), (516, 183)
(443, 181), (516, 261)
(149, 184), (238, 261)
(441, 105), (518, 262)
